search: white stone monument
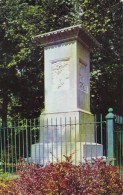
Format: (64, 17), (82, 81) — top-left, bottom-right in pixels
(32, 25), (103, 165)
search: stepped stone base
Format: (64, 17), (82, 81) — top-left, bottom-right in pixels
(31, 111), (103, 165)
(40, 111), (95, 143)
(31, 142), (103, 165)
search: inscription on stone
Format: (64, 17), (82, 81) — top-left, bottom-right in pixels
(52, 58), (70, 91)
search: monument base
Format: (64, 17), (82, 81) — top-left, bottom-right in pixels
(31, 142), (103, 165)
(30, 110), (104, 165)
(40, 110), (95, 143)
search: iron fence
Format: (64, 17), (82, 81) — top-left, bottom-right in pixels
(0, 110), (123, 177)
(0, 115), (106, 173)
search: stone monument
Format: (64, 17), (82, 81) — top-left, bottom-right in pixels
(31, 24), (103, 165)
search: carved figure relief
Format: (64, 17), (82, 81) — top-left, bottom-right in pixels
(52, 58), (69, 91)
(79, 60), (88, 93)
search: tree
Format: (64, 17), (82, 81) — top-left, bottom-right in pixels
(0, 0), (44, 123)
(0, 0), (122, 126)
(79, 0), (123, 114)
(0, 0), (75, 123)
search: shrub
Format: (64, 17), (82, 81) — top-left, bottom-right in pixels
(2, 159), (123, 195)
(0, 170), (17, 195)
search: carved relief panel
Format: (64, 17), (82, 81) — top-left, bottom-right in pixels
(79, 59), (89, 93)
(51, 58), (70, 91)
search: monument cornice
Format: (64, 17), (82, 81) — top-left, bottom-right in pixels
(33, 24), (101, 50)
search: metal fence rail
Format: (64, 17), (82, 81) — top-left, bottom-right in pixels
(1, 109), (123, 177)
(114, 115), (123, 175)
(0, 115), (106, 173)
(0, 119), (40, 173)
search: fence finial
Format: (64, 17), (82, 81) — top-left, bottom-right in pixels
(106, 108), (114, 119)
(108, 108), (113, 113)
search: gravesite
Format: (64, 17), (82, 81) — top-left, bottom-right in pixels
(32, 24), (103, 165)
(0, 0), (123, 194)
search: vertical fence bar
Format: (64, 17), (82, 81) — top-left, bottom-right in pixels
(10, 127), (14, 173)
(65, 117), (67, 156)
(22, 121), (24, 159)
(30, 119), (32, 162)
(106, 108), (115, 165)
(7, 127), (10, 173)
(3, 126), (6, 172)
(1, 128), (3, 171)
(25, 119), (28, 162)
(84, 115), (87, 160)
(79, 116), (82, 164)
(121, 133), (123, 178)
(70, 117), (72, 157)
(41, 117), (44, 166)
(38, 119), (40, 165)
(60, 117), (62, 162)
(90, 116), (92, 161)
(56, 118), (58, 162)
(95, 115), (97, 159)
(0, 126), (2, 171)
(51, 118), (53, 163)
(100, 114), (103, 145)
(74, 117), (77, 164)
(119, 132), (122, 174)
(18, 120), (21, 163)
(46, 118), (49, 162)
(34, 119), (36, 163)
(37, 118), (40, 162)
(14, 121), (17, 172)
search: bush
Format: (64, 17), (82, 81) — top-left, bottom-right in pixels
(2, 159), (123, 195)
(0, 170), (17, 194)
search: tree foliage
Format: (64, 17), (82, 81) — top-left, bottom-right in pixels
(0, 0), (76, 123)
(0, 0), (44, 122)
(0, 0), (122, 124)
(80, 0), (123, 114)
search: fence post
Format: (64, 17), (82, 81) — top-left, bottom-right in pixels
(106, 108), (115, 165)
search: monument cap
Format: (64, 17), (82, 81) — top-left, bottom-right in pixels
(33, 24), (101, 51)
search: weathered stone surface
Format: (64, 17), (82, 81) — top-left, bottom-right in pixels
(31, 142), (103, 165)
(31, 25), (102, 164)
